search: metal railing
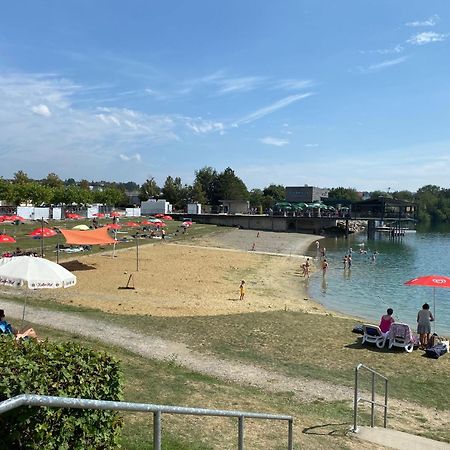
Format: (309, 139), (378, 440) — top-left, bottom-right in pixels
(352, 364), (388, 432)
(0, 394), (294, 450)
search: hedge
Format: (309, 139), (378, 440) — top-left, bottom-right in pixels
(0, 335), (123, 449)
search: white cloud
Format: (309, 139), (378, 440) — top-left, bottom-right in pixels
(235, 93), (313, 125)
(358, 56), (409, 73)
(31, 104), (52, 117)
(375, 44), (404, 55)
(407, 31), (448, 45)
(406, 15), (440, 27)
(304, 143), (319, 148)
(260, 137), (289, 147)
(119, 153), (141, 162)
(277, 79), (314, 90)
(185, 118), (225, 134)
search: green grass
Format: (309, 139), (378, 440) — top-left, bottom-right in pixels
(35, 325), (360, 450)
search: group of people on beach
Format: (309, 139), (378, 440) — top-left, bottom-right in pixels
(379, 303), (435, 349)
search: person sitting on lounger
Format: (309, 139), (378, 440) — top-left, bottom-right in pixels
(379, 308), (395, 336)
(0, 309), (38, 340)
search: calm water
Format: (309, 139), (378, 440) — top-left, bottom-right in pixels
(307, 225), (450, 335)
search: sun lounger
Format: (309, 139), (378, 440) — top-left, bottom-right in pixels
(362, 324), (387, 348)
(387, 323), (417, 353)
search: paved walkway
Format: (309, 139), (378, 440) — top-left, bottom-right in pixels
(356, 427), (450, 450)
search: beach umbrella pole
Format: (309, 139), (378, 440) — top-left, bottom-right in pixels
(136, 233), (139, 272)
(21, 296), (27, 328)
(433, 287), (436, 334)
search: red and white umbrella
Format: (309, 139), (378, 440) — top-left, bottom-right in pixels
(182, 221), (193, 227)
(0, 235), (16, 243)
(29, 228), (57, 238)
(404, 275), (450, 332)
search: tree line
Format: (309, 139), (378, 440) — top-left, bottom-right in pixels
(1, 170), (450, 222)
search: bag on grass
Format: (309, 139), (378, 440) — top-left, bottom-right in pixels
(352, 325), (364, 335)
(425, 344), (448, 359)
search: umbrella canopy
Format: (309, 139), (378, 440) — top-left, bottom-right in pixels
(0, 256), (76, 289)
(60, 227), (117, 245)
(404, 274), (450, 332)
(140, 220), (152, 225)
(125, 222), (140, 227)
(182, 221), (193, 227)
(0, 234), (16, 243)
(93, 213), (105, 218)
(72, 224), (90, 231)
(110, 212), (122, 217)
(29, 228), (57, 238)
(153, 222), (166, 228)
(149, 218), (163, 223)
(154, 213), (165, 218)
(66, 213), (82, 219)
(163, 215), (173, 220)
(107, 223), (122, 230)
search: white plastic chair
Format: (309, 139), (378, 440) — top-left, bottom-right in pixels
(387, 323), (416, 353)
(362, 324), (387, 349)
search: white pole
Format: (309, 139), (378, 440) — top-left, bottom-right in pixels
(433, 287), (436, 334)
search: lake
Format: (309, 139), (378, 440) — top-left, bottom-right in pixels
(306, 224), (450, 335)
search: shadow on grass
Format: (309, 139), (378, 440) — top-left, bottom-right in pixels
(345, 339), (412, 354)
(302, 422), (351, 436)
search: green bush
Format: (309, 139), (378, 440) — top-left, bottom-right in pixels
(0, 336), (123, 449)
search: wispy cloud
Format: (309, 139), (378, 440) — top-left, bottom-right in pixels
(276, 79), (314, 90)
(304, 143), (319, 148)
(260, 137), (289, 147)
(406, 15), (440, 27)
(184, 118), (225, 134)
(119, 153), (141, 162)
(407, 31), (448, 45)
(357, 55), (409, 73)
(235, 93), (313, 125)
(374, 44), (404, 55)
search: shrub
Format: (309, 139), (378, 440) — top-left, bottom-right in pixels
(0, 336), (123, 449)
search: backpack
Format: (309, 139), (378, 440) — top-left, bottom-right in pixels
(425, 344), (448, 359)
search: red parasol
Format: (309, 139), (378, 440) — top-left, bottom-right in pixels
(125, 222), (140, 227)
(107, 224), (122, 230)
(110, 212), (122, 217)
(154, 213), (165, 218)
(93, 213), (105, 218)
(140, 220), (152, 225)
(29, 228), (57, 238)
(163, 215), (173, 220)
(404, 275), (450, 332)
(153, 222), (166, 228)
(66, 213), (82, 219)
(0, 234), (16, 243)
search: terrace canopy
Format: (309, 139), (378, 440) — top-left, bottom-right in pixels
(59, 227), (116, 245)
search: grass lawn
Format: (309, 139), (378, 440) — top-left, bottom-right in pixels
(36, 325), (364, 450)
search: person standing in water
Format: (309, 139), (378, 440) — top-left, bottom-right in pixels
(322, 259), (328, 276)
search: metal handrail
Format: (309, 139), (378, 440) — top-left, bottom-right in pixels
(0, 394), (294, 450)
(352, 363), (388, 432)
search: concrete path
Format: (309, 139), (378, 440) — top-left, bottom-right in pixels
(356, 427), (450, 450)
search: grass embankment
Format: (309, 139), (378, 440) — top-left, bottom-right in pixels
(38, 325), (363, 450)
(0, 218), (226, 262)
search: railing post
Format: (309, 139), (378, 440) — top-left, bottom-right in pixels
(153, 410), (161, 450)
(371, 372), (375, 427)
(288, 419), (293, 450)
(238, 416), (244, 450)
(353, 366), (359, 432)
(384, 378), (388, 428)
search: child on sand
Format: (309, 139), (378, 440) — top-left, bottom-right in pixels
(239, 280), (245, 301)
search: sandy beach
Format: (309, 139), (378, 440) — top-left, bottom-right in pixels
(26, 229), (324, 317)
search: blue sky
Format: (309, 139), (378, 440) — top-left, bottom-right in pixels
(1, 1), (450, 191)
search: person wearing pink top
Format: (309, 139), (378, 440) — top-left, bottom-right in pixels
(379, 308), (395, 335)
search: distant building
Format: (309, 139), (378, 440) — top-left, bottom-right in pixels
(219, 200), (250, 214)
(286, 186), (329, 203)
(125, 190), (141, 206)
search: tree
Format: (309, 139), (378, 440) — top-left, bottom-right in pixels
(79, 179), (91, 190)
(194, 166), (218, 205)
(43, 173), (64, 189)
(328, 187), (360, 202)
(189, 180), (208, 204)
(215, 167), (248, 201)
(162, 176), (180, 206)
(249, 189), (264, 208)
(263, 184), (285, 202)
(13, 170), (30, 184)
(139, 177), (160, 201)
(370, 190), (391, 199)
